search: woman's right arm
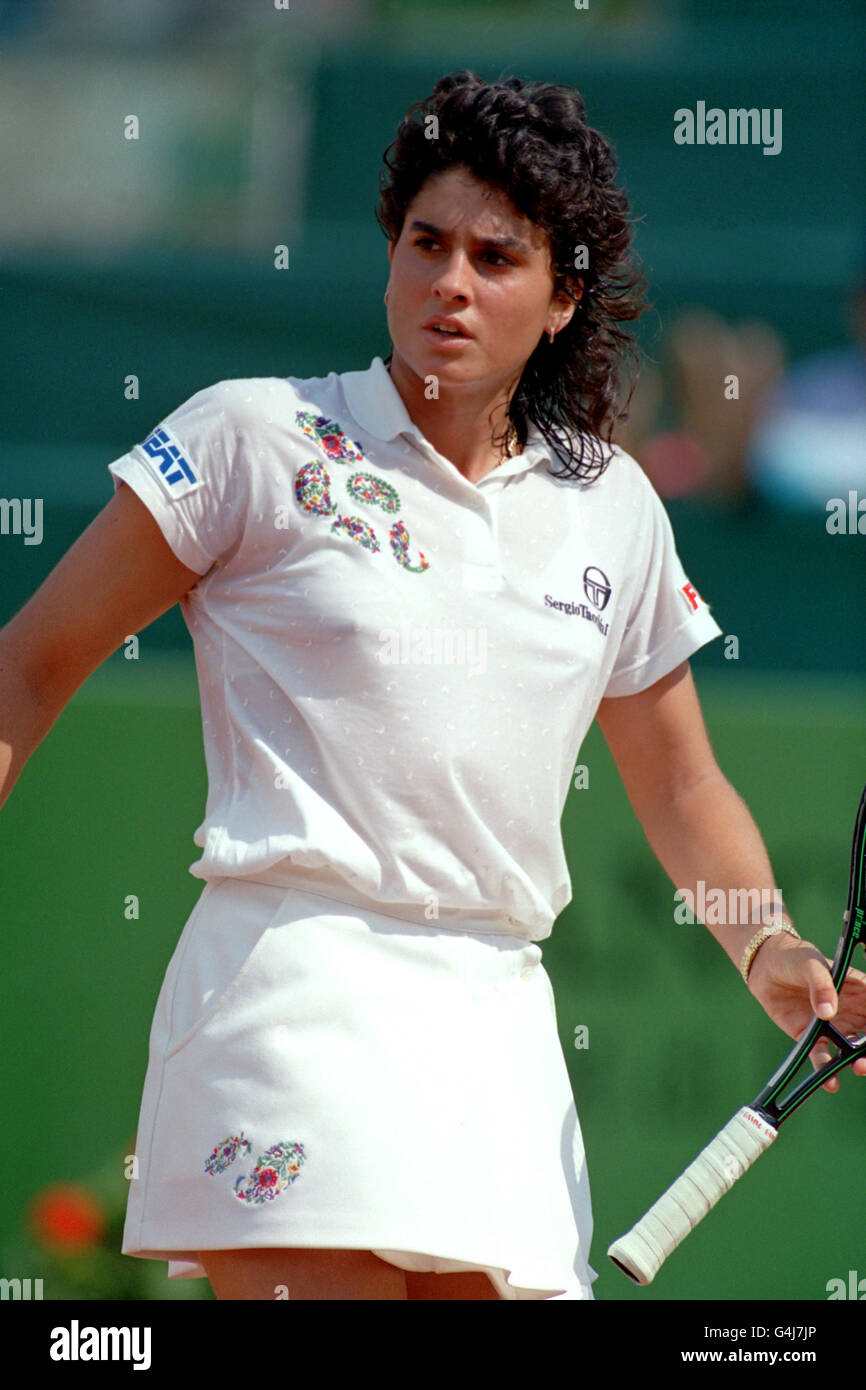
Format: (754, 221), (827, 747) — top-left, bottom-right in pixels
(0, 480), (203, 811)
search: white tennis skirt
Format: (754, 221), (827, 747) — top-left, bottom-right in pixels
(122, 877), (596, 1300)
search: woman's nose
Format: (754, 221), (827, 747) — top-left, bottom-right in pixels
(431, 252), (470, 300)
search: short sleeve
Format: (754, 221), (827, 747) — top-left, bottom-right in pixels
(106, 380), (250, 576)
(603, 477), (723, 698)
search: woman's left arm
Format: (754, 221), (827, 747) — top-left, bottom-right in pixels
(595, 660), (866, 1089)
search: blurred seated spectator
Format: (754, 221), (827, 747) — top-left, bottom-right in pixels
(745, 258), (866, 512)
(617, 308), (785, 506)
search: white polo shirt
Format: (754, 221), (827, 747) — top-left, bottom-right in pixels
(106, 355), (722, 941)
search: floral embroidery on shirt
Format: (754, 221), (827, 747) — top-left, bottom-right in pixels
(204, 1132), (252, 1177)
(346, 472), (401, 514)
(293, 412), (430, 573)
(390, 519), (430, 572)
(295, 460), (337, 516)
(330, 514), (381, 552)
(233, 1142), (306, 1205)
(295, 411), (365, 466)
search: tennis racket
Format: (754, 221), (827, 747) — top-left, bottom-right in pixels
(607, 778), (866, 1286)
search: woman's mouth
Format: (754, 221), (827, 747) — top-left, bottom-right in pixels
(422, 324), (472, 346)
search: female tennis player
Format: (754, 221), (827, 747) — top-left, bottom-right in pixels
(2, 70), (865, 1302)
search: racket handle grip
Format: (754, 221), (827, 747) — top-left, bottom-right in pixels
(607, 1105), (778, 1286)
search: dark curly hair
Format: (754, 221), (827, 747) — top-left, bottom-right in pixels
(376, 69), (649, 483)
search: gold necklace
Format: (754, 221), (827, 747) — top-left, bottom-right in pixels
(494, 422), (518, 468)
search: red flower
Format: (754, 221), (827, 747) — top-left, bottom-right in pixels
(28, 1183), (108, 1253)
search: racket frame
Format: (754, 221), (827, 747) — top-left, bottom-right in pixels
(749, 783), (866, 1129)
(607, 780), (866, 1285)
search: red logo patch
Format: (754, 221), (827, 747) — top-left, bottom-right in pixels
(682, 581), (703, 611)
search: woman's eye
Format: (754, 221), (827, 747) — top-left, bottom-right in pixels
(412, 238), (510, 266)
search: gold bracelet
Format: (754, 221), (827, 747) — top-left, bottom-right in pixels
(740, 921), (801, 985)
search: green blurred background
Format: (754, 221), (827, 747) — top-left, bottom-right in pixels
(1, 0), (864, 1301)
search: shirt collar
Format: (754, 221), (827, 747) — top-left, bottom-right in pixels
(340, 355), (555, 480)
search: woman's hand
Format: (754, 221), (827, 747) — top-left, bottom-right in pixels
(747, 932), (866, 1092)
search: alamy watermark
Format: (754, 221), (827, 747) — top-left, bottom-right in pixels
(826, 1270), (866, 1299)
(826, 491), (865, 534)
(0, 1276), (43, 1300)
(674, 102), (782, 156)
(376, 624), (487, 675)
(49, 1321), (151, 1369)
(674, 883), (785, 926)
(0, 498), (43, 545)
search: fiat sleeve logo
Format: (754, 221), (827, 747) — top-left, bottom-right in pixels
(583, 566), (612, 611)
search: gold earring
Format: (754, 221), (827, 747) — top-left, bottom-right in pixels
(548, 328), (555, 343)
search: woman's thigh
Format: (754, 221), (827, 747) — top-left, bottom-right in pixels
(197, 1249), (501, 1299)
(198, 1247), (407, 1300)
(404, 1269), (501, 1300)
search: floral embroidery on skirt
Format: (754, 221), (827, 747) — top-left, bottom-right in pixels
(204, 1134), (306, 1206)
(233, 1143), (307, 1205)
(204, 1132), (252, 1177)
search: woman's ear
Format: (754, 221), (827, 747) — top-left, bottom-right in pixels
(552, 281), (581, 335)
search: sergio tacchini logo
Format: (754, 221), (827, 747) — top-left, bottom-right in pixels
(544, 566), (612, 637)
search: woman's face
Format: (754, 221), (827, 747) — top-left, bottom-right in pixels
(385, 165), (576, 391)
